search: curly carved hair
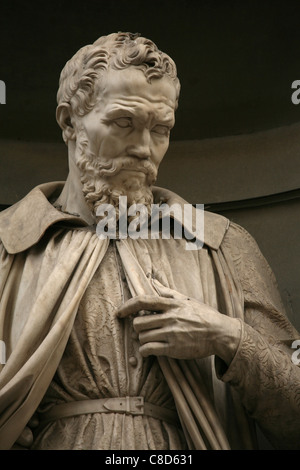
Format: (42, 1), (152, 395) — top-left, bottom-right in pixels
(57, 32), (181, 142)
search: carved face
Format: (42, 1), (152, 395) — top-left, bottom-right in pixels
(71, 66), (177, 189)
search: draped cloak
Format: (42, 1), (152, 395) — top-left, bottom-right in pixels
(0, 182), (299, 450)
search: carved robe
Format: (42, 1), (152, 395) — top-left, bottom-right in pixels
(0, 182), (299, 450)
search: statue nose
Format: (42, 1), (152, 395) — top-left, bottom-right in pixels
(129, 145), (151, 159)
(127, 129), (151, 159)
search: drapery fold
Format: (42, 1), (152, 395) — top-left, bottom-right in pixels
(116, 239), (235, 450)
(0, 230), (109, 449)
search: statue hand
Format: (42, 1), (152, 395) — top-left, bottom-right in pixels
(116, 295), (242, 365)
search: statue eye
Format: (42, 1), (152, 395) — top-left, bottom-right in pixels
(114, 117), (132, 128)
(152, 125), (170, 136)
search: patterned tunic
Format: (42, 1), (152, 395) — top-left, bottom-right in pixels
(32, 242), (187, 450)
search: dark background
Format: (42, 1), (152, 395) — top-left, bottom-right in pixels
(1, 0), (300, 142)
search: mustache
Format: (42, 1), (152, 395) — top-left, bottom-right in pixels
(77, 154), (157, 182)
(75, 133), (157, 181)
(100, 156), (156, 178)
(99, 159), (150, 176)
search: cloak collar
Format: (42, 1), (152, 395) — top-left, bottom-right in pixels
(0, 182), (229, 254)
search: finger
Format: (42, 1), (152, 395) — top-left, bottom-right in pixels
(139, 342), (169, 357)
(138, 327), (168, 344)
(133, 313), (170, 334)
(116, 295), (179, 318)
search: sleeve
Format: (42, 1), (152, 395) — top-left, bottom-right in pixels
(218, 222), (300, 450)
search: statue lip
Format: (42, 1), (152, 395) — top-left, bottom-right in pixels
(119, 167), (148, 174)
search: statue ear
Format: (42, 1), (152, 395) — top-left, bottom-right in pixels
(56, 103), (76, 141)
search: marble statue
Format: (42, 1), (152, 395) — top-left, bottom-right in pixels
(0, 32), (299, 450)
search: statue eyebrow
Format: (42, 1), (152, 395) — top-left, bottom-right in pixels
(104, 106), (175, 128)
(104, 108), (135, 119)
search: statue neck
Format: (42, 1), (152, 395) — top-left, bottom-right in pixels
(54, 140), (95, 225)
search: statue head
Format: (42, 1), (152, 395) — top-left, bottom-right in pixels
(55, 32), (180, 221)
(57, 32), (180, 141)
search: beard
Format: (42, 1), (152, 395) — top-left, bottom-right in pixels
(74, 129), (158, 223)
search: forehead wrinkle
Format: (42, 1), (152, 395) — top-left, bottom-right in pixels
(94, 69), (177, 123)
(96, 66), (177, 102)
(105, 98), (175, 125)
(108, 94), (175, 108)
